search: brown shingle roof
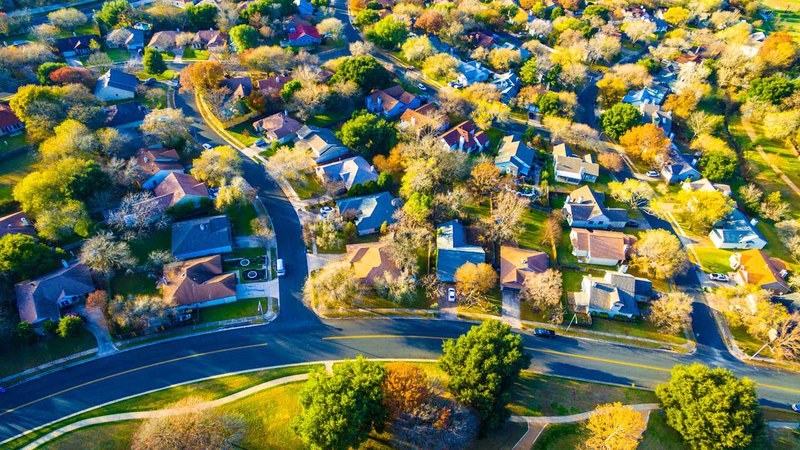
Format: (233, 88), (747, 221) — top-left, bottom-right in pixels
(135, 148), (183, 178)
(570, 228), (636, 261)
(160, 255), (237, 306)
(16, 264), (94, 324)
(499, 245), (550, 290)
(345, 242), (401, 285)
(154, 172), (210, 207)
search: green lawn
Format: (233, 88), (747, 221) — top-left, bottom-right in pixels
(43, 422), (138, 450)
(104, 49), (131, 62)
(0, 151), (35, 202)
(464, 201), (551, 254)
(458, 286), (502, 316)
(132, 70), (176, 82)
(198, 298), (269, 323)
(226, 202), (258, 236)
(227, 122), (259, 147)
(140, 86), (167, 109)
(306, 109), (351, 128)
(590, 316), (687, 345)
(182, 48), (210, 60)
(640, 412), (686, 449)
(128, 228), (171, 264)
(289, 173), (326, 200)
(729, 322), (774, 358)
(110, 272), (159, 298)
(694, 246), (734, 273)
(0, 330), (96, 378)
(532, 423), (587, 450)
(0, 133), (28, 155)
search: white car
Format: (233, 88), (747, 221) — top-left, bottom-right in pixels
(646, 170), (660, 178)
(320, 206), (334, 214)
(447, 287), (456, 303)
(709, 273), (729, 282)
(202, 143), (213, 150)
(417, 83), (428, 91)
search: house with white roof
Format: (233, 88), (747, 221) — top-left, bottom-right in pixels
(553, 143), (599, 184)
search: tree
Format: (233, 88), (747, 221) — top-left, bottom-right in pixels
(488, 47), (521, 71)
(519, 58), (539, 85)
(422, 53), (460, 81)
(663, 6), (690, 25)
(401, 35), (434, 63)
(537, 91), (560, 117)
(140, 108), (191, 148)
(354, 9), (380, 27)
(179, 61), (225, 93)
(414, 10), (444, 34)
(191, 146), (242, 187)
(317, 17), (344, 42)
(541, 211), (562, 263)
(215, 176), (255, 210)
(439, 320), (531, 434)
(649, 292), (693, 335)
(37, 62), (66, 85)
(674, 189), (734, 233)
(143, 48), (167, 75)
(365, 16), (408, 49)
(632, 229), (689, 280)
(454, 262), (498, 309)
(656, 364), (761, 450)
(33, 23), (59, 42)
(86, 52), (113, 71)
(303, 261), (360, 310)
(229, 24), (260, 52)
(738, 183), (763, 212)
(747, 75), (795, 105)
(265, 146), (314, 183)
(186, 3), (218, 30)
(48, 67), (93, 88)
(86, 290), (108, 311)
(80, 232), (135, 286)
(761, 191), (790, 221)
(598, 152), (623, 172)
(772, 312), (800, 361)
(619, 124), (671, 167)
(132, 397), (244, 450)
(482, 191), (528, 263)
(584, 402), (647, 450)
(108, 294), (175, 331)
(600, 103), (642, 140)
(469, 162), (502, 214)
(108, 191), (169, 240)
(330, 56), (392, 91)
(521, 269), (563, 323)
(697, 148), (737, 181)
(623, 19), (656, 43)
(382, 362), (432, 418)
(687, 112), (723, 138)
(293, 357), (387, 450)
(757, 31), (797, 71)
(338, 111), (397, 159)
(56, 315), (83, 338)
(608, 179), (654, 209)
(596, 76), (628, 108)
(48, 8), (87, 30)
(0, 234), (63, 281)
(94, 0), (133, 28)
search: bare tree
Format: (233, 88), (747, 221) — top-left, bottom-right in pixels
(772, 312), (800, 361)
(540, 211), (562, 267)
(108, 191), (169, 240)
(250, 216), (275, 245)
(80, 232), (136, 287)
(481, 191), (528, 263)
(108, 294), (175, 331)
(521, 269), (563, 323)
(648, 292), (693, 334)
(265, 146), (315, 183)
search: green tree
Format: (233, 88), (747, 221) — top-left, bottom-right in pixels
(330, 56), (392, 91)
(17, 322), (36, 343)
(280, 79), (302, 103)
(537, 91), (560, 117)
(656, 364), (761, 450)
(354, 9), (380, 27)
(747, 75), (795, 105)
(403, 192), (432, 223)
(57, 315), (83, 337)
(582, 4), (609, 19)
(229, 24), (260, 53)
(143, 48), (167, 75)
(699, 147), (738, 181)
(186, 3), (217, 30)
(365, 16), (408, 49)
(439, 320), (531, 435)
(94, 0), (133, 28)
(37, 62), (66, 85)
(0, 234), (64, 281)
(338, 111), (398, 159)
(519, 58), (539, 85)
(601, 103), (643, 140)
(292, 357), (387, 450)
(637, 57), (660, 74)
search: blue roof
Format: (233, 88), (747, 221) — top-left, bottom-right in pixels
(622, 86), (667, 108)
(711, 209), (765, 245)
(436, 220), (485, 282)
(336, 192), (398, 235)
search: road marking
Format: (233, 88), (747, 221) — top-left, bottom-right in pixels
(1, 343), (268, 416)
(323, 335), (448, 341)
(524, 347), (671, 373)
(756, 382), (800, 394)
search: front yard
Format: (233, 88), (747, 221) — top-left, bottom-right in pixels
(289, 172), (326, 200)
(0, 330), (96, 378)
(0, 151), (35, 202)
(227, 121), (259, 147)
(198, 298), (272, 323)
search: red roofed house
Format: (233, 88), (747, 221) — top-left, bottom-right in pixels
(0, 211), (36, 240)
(288, 25), (322, 46)
(0, 104), (24, 137)
(440, 121), (489, 153)
(160, 255), (237, 308)
(135, 147), (184, 189)
(252, 111), (303, 143)
(366, 85), (421, 118)
(154, 172), (210, 208)
(257, 75), (293, 97)
(499, 245), (550, 291)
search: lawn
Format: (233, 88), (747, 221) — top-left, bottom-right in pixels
(110, 272), (159, 298)
(0, 151), (35, 202)
(132, 70), (176, 82)
(532, 423), (587, 450)
(0, 330), (96, 378)
(694, 246), (734, 273)
(639, 411), (686, 449)
(458, 286), (502, 316)
(306, 109), (351, 128)
(464, 201), (551, 254)
(140, 86), (167, 109)
(128, 228), (171, 264)
(226, 202), (258, 236)
(182, 47), (210, 60)
(0, 132), (28, 155)
(198, 298), (270, 323)
(289, 172), (326, 200)
(104, 49), (131, 62)
(728, 322), (774, 358)
(226, 121), (259, 147)
(44, 422), (138, 450)
(589, 316), (687, 345)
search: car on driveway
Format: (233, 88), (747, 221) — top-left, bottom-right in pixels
(254, 139), (266, 147)
(792, 404), (799, 412)
(533, 328), (556, 338)
(646, 170), (660, 178)
(447, 287), (456, 303)
(709, 273), (729, 282)
(417, 83), (428, 91)
(202, 143), (213, 150)
(143, 78), (156, 85)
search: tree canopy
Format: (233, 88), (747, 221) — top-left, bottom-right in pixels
(338, 111), (398, 159)
(143, 48), (167, 75)
(0, 234), (65, 281)
(601, 103), (643, 140)
(330, 56), (392, 91)
(366, 16), (409, 49)
(229, 25), (260, 53)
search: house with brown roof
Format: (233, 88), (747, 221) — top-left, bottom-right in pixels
(16, 263), (95, 327)
(345, 242), (401, 286)
(160, 255), (237, 308)
(562, 186), (628, 230)
(193, 29), (228, 50)
(0, 211), (36, 240)
(257, 75), (293, 96)
(147, 31), (179, 52)
(499, 245), (550, 290)
(570, 228), (636, 267)
(219, 76), (253, 101)
(154, 172), (210, 208)
(252, 112), (302, 143)
(0, 103), (24, 137)
(730, 249), (790, 294)
(439, 121), (489, 153)
(366, 85), (421, 118)
(134, 147), (184, 189)
(399, 103), (449, 134)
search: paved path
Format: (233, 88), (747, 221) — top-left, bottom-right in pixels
(740, 117), (800, 198)
(501, 289), (522, 329)
(74, 305), (117, 357)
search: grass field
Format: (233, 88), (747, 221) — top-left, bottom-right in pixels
(0, 152), (35, 202)
(289, 172), (326, 200)
(226, 121), (259, 147)
(0, 133), (28, 155)
(198, 298), (269, 323)
(110, 272), (159, 298)
(694, 246), (734, 273)
(128, 228), (171, 264)
(0, 330), (96, 379)
(226, 202), (258, 236)
(44, 422), (138, 450)
(182, 48), (210, 60)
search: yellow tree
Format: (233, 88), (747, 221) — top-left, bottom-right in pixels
(584, 402), (647, 450)
(469, 162), (502, 214)
(619, 124), (671, 167)
(191, 145), (243, 187)
(455, 262), (498, 309)
(382, 363), (432, 418)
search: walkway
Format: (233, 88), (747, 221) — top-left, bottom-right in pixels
(740, 117), (800, 198)
(501, 289), (522, 329)
(73, 305), (117, 357)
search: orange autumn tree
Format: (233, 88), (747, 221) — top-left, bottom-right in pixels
(382, 362), (432, 418)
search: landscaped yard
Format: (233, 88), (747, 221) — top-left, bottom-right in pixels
(132, 70), (176, 82)
(182, 48), (210, 60)
(0, 330), (96, 378)
(110, 272), (160, 298)
(226, 202), (258, 236)
(306, 109), (351, 128)
(694, 246), (734, 273)
(198, 298), (272, 323)
(227, 121), (259, 147)
(0, 133), (28, 155)
(0, 151), (36, 202)
(589, 316), (687, 345)
(288, 172), (326, 200)
(128, 228), (171, 264)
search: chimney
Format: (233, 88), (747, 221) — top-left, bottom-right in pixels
(750, 218), (759, 226)
(276, 76), (280, 83)
(410, 116), (416, 126)
(577, 196), (583, 203)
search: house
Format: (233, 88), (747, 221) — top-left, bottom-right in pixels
(135, 147), (184, 189)
(553, 143), (599, 184)
(682, 178), (732, 197)
(171, 0), (197, 8)
(563, 185), (628, 229)
(94, 69), (140, 102)
(147, 31), (179, 52)
(252, 112), (302, 144)
(440, 121), (489, 153)
(287, 25), (322, 46)
(294, 125), (351, 164)
(399, 103), (449, 134)
(0, 211), (35, 240)
(661, 152), (701, 183)
(193, 29), (228, 50)
(365, 85), (421, 118)
(491, 72), (521, 103)
(0, 104), (24, 137)
(295, 0), (315, 15)
(499, 245), (549, 290)
(316, 156), (378, 191)
(283, 15), (312, 34)
(103, 102), (146, 129)
(336, 192), (399, 236)
(154, 172), (210, 208)
(640, 102), (673, 137)
(53, 35), (99, 57)
(465, 31), (495, 49)
(710, 209), (767, 250)
(160, 255), (237, 308)
(573, 271), (653, 319)
(219, 76), (253, 101)
(106, 27), (145, 50)
(436, 220), (486, 283)
(257, 75), (293, 96)
(15, 263), (95, 327)
(457, 60), (492, 86)
(172, 215), (233, 260)
(730, 249), (790, 294)
(345, 242), (401, 286)
(622, 86), (667, 108)
(570, 228), (637, 266)
(495, 135), (535, 177)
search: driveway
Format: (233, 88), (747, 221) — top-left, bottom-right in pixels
(72, 304), (117, 357)
(501, 288), (522, 329)
(236, 280), (278, 299)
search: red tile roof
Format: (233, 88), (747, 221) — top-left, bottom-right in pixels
(289, 25), (321, 41)
(0, 104), (21, 128)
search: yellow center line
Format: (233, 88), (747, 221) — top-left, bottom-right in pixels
(1, 343), (268, 416)
(524, 347), (672, 373)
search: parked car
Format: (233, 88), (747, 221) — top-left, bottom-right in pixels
(533, 328), (556, 338)
(320, 206), (334, 214)
(709, 273), (729, 282)
(646, 170), (660, 178)
(792, 404), (799, 412)
(143, 77), (156, 85)
(202, 143), (213, 150)
(417, 83), (428, 91)
(625, 220), (639, 228)
(447, 287), (456, 303)
(253, 139), (266, 147)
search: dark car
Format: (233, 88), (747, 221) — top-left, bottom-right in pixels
(533, 328), (556, 338)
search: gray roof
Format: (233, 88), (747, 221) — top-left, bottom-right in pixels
(316, 156), (378, 190)
(711, 209), (765, 245)
(580, 271), (651, 316)
(436, 220), (486, 282)
(53, 34), (99, 53)
(98, 69), (140, 93)
(16, 264), (94, 324)
(336, 192), (398, 235)
(104, 102), (146, 127)
(662, 152), (701, 181)
(172, 215), (233, 259)
(495, 135), (535, 175)
(295, 125), (351, 164)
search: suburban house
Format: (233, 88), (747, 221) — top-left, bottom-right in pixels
(573, 271), (653, 319)
(16, 263), (95, 327)
(103, 102), (146, 129)
(622, 86), (668, 108)
(294, 125), (350, 164)
(283, 15), (312, 34)
(135, 147), (184, 189)
(436, 220), (486, 283)
(172, 215), (234, 260)
(365, 85), (421, 118)
(336, 192), (399, 236)
(0, 211), (36, 239)
(287, 25), (322, 46)
(709, 209), (767, 250)
(53, 35), (99, 57)
(465, 31), (495, 49)
(154, 172), (210, 208)
(106, 27), (145, 50)
(193, 29), (228, 50)
(252, 112), (302, 143)
(147, 31), (179, 51)
(315, 156), (378, 191)
(457, 60), (492, 86)
(494, 134), (535, 177)
(562, 186), (628, 229)
(730, 249), (790, 294)
(257, 75), (293, 96)
(499, 245), (550, 291)
(219, 76), (253, 101)
(295, 0), (315, 15)
(171, 0), (198, 8)
(440, 121), (489, 153)
(661, 152), (701, 183)
(160, 255), (237, 308)
(491, 72), (521, 103)
(0, 104), (24, 137)
(682, 178), (732, 197)
(399, 103), (449, 134)
(553, 143), (599, 184)
(570, 228), (637, 267)
(94, 69), (140, 102)
(640, 102), (673, 137)
(344, 242), (401, 286)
